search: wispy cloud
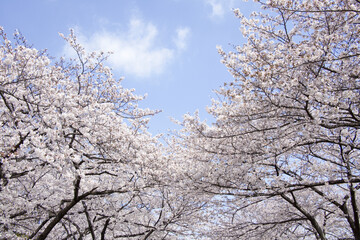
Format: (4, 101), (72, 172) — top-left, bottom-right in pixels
(173, 27), (191, 50)
(204, 0), (235, 18)
(62, 17), (190, 79)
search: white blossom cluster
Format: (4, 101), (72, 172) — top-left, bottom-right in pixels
(172, 0), (360, 239)
(0, 28), (204, 239)
(2, 0), (360, 239)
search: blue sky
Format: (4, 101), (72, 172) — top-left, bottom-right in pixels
(0, 0), (258, 135)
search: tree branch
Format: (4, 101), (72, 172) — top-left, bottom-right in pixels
(281, 193), (326, 240)
(82, 201), (95, 240)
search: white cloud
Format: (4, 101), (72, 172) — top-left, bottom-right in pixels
(208, 0), (225, 17)
(205, 0), (235, 18)
(173, 27), (191, 50)
(62, 18), (190, 79)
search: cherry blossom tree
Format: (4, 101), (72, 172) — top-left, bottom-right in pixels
(173, 0), (360, 239)
(0, 28), (202, 240)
